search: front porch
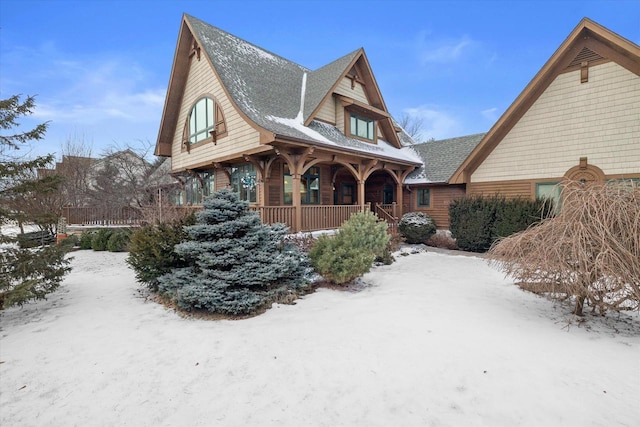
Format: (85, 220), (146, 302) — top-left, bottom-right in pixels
(233, 145), (415, 232)
(170, 142), (419, 233)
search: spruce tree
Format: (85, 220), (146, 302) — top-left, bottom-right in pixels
(157, 189), (308, 315)
(0, 95), (71, 309)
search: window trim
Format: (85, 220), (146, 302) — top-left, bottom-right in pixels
(182, 95), (227, 152)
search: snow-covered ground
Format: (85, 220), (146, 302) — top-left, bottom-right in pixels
(1, 249), (638, 427)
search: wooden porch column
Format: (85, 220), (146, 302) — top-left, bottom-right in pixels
(396, 182), (403, 217)
(357, 179), (366, 212)
(292, 173), (302, 232)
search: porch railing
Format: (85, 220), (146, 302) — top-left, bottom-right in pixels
(301, 204), (368, 232)
(251, 204), (369, 232)
(63, 204), (371, 232)
(251, 206), (295, 229)
(375, 202), (399, 235)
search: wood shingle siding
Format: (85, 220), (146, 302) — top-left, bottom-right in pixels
(471, 62), (640, 183)
(335, 77), (369, 103)
(171, 52), (261, 172)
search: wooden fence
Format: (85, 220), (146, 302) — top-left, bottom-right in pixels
(62, 206), (144, 226)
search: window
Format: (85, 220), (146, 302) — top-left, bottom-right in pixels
(231, 164), (257, 203)
(186, 97), (226, 147)
(283, 164), (320, 204)
(536, 182), (561, 212)
(417, 188), (430, 207)
(350, 113), (375, 141)
(180, 172), (214, 205)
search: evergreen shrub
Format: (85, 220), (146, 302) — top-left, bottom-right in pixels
(91, 228), (113, 251)
(126, 214), (195, 291)
(398, 212), (437, 244)
(449, 195), (553, 252)
(309, 211), (389, 284)
(79, 230), (96, 249)
(156, 190), (308, 316)
(107, 228), (132, 252)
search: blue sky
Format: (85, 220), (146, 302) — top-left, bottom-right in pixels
(1, 0), (639, 159)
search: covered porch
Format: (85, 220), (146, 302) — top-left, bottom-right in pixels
(175, 142), (417, 232)
(241, 142), (417, 232)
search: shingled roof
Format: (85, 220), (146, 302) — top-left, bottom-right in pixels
(406, 133), (486, 183)
(182, 15), (419, 164)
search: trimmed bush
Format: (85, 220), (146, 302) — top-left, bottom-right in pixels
(156, 190), (308, 316)
(310, 211), (389, 284)
(449, 195), (554, 252)
(91, 228), (114, 251)
(58, 234), (80, 251)
(126, 215), (195, 291)
(79, 230), (96, 250)
(398, 212), (436, 244)
(107, 228), (132, 252)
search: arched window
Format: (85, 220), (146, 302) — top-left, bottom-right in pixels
(184, 96), (227, 149)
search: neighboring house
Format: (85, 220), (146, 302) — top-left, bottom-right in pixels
(155, 14), (422, 232)
(450, 18), (640, 206)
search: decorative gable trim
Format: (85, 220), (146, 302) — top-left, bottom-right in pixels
(335, 94), (390, 120)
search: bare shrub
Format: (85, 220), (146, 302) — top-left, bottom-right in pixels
(488, 180), (640, 316)
(426, 230), (459, 250)
(138, 195), (199, 225)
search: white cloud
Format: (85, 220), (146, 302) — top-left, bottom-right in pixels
(416, 32), (475, 65)
(481, 107), (499, 122)
(2, 41), (166, 154)
(403, 105), (463, 141)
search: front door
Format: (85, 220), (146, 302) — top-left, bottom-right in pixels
(341, 183), (355, 204)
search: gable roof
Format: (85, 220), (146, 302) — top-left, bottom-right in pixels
(406, 133), (485, 184)
(303, 49), (362, 123)
(156, 14), (411, 162)
(450, 17), (640, 184)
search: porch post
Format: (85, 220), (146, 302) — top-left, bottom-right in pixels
(292, 173), (302, 232)
(396, 182), (403, 217)
(357, 179), (366, 212)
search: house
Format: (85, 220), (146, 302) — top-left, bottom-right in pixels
(449, 18), (640, 205)
(155, 14), (422, 232)
(155, 15), (639, 233)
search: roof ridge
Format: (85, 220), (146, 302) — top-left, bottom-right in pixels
(185, 14), (309, 72)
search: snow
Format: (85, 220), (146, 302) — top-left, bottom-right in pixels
(266, 115), (334, 144)
(1, 249), (639, 426)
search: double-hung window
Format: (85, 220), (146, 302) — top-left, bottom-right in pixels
(417, 188), (431, 207)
